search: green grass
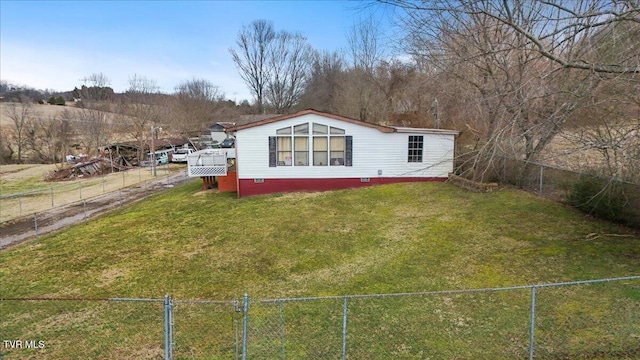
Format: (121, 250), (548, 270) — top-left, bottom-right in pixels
(1, 176), (107, 197)
(1, 181), (639, 359)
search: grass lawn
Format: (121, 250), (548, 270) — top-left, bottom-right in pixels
(1, 181), (638, 358)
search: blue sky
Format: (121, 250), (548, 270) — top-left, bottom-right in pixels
(1, 0), (395, 102)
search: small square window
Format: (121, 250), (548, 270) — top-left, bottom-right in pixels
(408, 136), (423, 162)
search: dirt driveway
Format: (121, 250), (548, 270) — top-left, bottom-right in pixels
(0, 173), (193, 250)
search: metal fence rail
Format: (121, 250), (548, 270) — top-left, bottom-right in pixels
(499, 157), (640, 228)
(1, 276), (638, 359)
(0, 170), (191, 249)
(0, 164), (182, 223)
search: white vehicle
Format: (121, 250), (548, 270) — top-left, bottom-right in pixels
(143, 149), (174, 166)
(172, 148), (195, 163)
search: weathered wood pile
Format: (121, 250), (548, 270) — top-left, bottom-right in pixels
(448, 173), (499, 192)
(45, 158), (131, 181)
(101, 145), (140, 167)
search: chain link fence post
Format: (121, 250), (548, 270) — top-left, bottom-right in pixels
(342, 296), (348, 360)
(277, 301), (286, 359)
(529, 286), (536, 360)
(234, 300), (240, 359)
(34, 212), (38, 238)
(539, 165), (544, 196)
(164, 295), (174, 360)
(242, 293), (248, 360)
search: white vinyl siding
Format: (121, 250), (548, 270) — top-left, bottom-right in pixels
(235, 113), (455, 180)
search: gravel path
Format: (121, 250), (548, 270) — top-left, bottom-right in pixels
(0, 173), (192, 250)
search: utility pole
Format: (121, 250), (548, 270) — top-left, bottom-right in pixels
(432, 99), (439, 129)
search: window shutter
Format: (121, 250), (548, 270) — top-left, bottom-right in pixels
(269, 136), (277, 167)
(345, 136), (353, 166)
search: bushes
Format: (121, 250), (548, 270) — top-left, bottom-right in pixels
(568, 175), (639, 227)
(47, 96), (66, 105)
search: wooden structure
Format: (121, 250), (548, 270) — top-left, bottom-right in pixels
(45, 158), (131, 181)
(101, 138), (191, 167)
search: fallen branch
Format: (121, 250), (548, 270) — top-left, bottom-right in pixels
(448, 173), (499, 193)
(585, 233), (635, 241)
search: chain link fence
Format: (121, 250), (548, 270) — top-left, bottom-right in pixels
(499, 157), (640, 228)
(0, 168), (190, 249)
(0, 164), (184, 223)
(1, 276), (638, 359)
(172, 299), (241, 359)
(0, 297), (166, 359)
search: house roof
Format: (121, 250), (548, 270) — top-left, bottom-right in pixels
(390, 126), (460, 136)
(235, 114), (282, 126)
(208, 114), (282, 131)
(225, 109), (460, 135)
(225, 109), (396, 133)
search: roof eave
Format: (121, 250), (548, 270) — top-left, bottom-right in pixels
(390, 127), (460, 136)
(226, 109), (395, 133)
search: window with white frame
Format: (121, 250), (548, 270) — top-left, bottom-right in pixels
(269, 122), (352, 167)
(408, 135), (423, 162)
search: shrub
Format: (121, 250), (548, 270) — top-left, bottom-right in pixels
(568, 175), (628, 224)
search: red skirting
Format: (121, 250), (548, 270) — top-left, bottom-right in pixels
(218, 171), (238, 192)
(237, 177), (446, 197)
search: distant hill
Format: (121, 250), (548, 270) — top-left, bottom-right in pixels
(0, 80), (72, 103)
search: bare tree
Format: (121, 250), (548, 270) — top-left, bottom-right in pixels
(53, 110), (76, 164)
(265, 31), (314, 112)
(385, 0), (640, 74)
(3, 97), (35, 163)
(299, 51), (346, 113)
(77, 106), (112, 157)
(0, 125), (13, 164)
(173, 78), (229, 135)
(230, 20), (276, 113)
(386, 0), (639, 181)
(28, 113), (74, 166)
(346, 17), (386, 121)
(118, 74), (167, 163)
(76, 73), (114, 101)
(231, 20), (316, 113)
(81, 72), (111, 87)
(347, 17), (386, 72)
